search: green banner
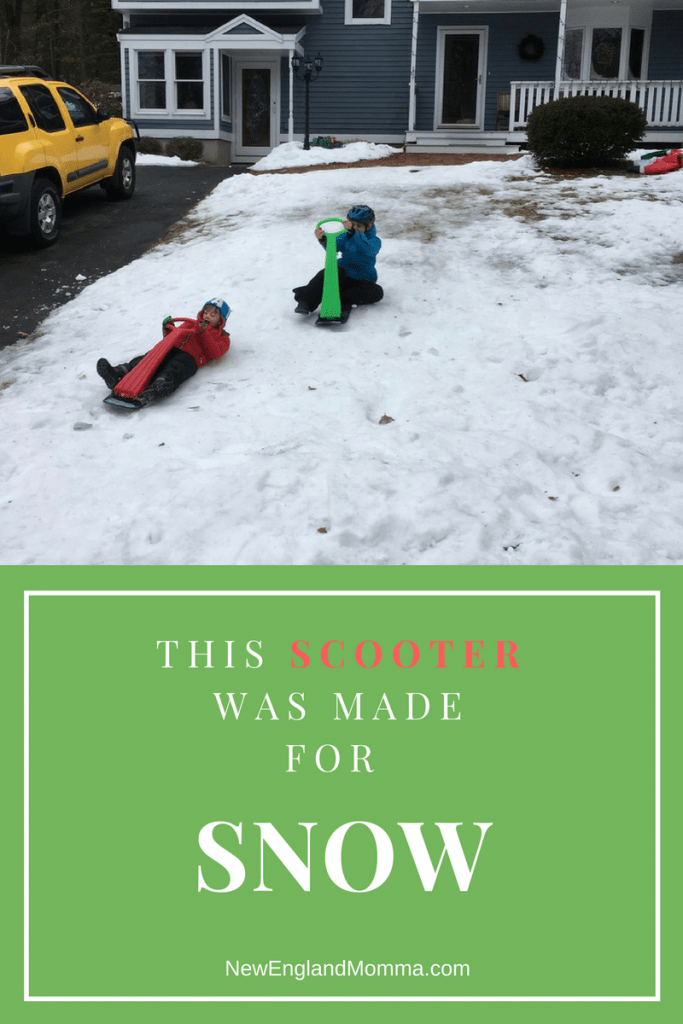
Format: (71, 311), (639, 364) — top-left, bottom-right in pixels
(1, 566), (677, 1024)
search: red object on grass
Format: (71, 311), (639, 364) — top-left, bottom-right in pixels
(643, 149), (683, 175)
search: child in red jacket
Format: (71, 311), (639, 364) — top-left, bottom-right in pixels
(96, 298), (231, 407)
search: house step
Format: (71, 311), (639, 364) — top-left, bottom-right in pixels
(405, 131), (520, 154)
(405, 143), (521, 154)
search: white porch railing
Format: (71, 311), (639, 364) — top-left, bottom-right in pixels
(510, 80), (683, 130)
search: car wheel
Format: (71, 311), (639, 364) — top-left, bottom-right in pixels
(30, 179), (62, 247)
(105, 146), (136, 200)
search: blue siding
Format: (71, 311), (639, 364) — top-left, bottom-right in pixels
(280, 4), (414, 136)
(133, 118), (214, 128)
(416, 12), (558, 132)
(120, 5), (683, 143)
(210, 48), (215, 122)
(648, 10), (683, 79)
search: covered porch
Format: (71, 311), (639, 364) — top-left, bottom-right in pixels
(507, 78), (683, 144)
(405, 0), (683, 153)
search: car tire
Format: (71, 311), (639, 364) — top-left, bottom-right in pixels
(29, 179), (62, 247)
(104, 146), (136, 201)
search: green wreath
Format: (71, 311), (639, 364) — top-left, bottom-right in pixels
(518, 34), (545, 61)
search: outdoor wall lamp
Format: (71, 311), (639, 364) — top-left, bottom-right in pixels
(291, 53), (324, 150)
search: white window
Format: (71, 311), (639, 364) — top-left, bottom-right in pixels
(563, 26), (648, 81)
(564, 28), (584, 80)
(345, 0), (391, 26)
(133, 48), (207, 115)
(590, 27), (622, 80)
(628, 28), (646, 79)
(175, 52), (204, 110)
(221, 53), (231, 120)
(137, 51), (166, 110)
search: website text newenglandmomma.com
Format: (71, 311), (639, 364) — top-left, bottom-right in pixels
(226, 960), (470, 981)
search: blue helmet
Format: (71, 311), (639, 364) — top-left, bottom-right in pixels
(347, 205), (375, 226)
(203, 297), (231, 321)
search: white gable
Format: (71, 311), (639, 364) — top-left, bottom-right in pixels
(207, 16), (285, 44)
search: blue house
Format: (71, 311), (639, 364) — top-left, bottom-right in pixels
(112, 1), (683, 162)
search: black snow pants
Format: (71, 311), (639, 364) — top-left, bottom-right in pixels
(294, 266), (384, 313)
(125, 348), (197, 401)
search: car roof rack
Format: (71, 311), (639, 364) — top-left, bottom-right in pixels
(0, 65), (53, 80)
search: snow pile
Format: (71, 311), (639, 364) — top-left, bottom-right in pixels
(136, 152), (200, 166)
(251, 140), (396, 171)
(136, 153), (199, 167)
(2, 157), (683, 565)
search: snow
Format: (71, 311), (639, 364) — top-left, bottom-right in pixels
(136, 153), (199, 167)
(2, 154), (683, 565)
(251, 141), (396, 171)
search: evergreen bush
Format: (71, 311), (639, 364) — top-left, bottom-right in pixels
(166, 137), (204, 162)
(136, 136), (164, 155)
(526, 95), (647, 167)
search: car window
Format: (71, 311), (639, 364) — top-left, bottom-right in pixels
(56, 87), (99, 127)
(0, 86), (29, 135)
(19, 84), (66, 133)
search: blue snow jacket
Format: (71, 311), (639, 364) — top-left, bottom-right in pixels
(326, 224), (381, 281)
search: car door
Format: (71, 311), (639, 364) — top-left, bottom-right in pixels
(18, 82), (77, 190)
(54, 86), (110, 186)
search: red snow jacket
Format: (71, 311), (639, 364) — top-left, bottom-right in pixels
(114, 310), (231, 399)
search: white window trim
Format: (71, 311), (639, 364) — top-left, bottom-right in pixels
(132, 47), (209, 118)
(134, 48), (167, 115)
(344, 0), (391, 27)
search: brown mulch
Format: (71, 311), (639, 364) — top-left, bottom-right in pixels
(248, 151), (640, 178)
(249, 151), (523, 174)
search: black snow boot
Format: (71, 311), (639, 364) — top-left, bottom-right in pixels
(137, 374), (177, 406)
(96, 358), (129, 390)
(295, 300), (312, 315)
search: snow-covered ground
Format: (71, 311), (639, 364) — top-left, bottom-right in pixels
(2, 151), (683, 565)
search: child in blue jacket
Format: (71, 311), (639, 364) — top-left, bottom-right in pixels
(293, 205), (383, 321)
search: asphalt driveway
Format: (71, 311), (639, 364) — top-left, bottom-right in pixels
(0, 162), (250, 350)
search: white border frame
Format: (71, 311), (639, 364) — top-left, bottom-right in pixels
(24, 590), (661, 1003)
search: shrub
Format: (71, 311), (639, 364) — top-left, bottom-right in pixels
(165, 137), (204, 162)
(136, 136), (164, 155)
(526, 95), (647, 167)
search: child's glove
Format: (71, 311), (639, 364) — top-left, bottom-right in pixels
(162, 316), (174, 334)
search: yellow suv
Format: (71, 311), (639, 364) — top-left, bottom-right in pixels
(0, 65), (137, 246)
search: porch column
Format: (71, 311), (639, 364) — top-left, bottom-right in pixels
(554, 0), (568, 95)
(288, 49), (294, 142)
(408, 0), (420, 132)
(213, 48), (220, 135)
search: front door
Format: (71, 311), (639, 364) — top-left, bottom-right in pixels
(436, 29), (487, 129)
(55, 85), (110, 185)
(234, 59), (279, 160)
